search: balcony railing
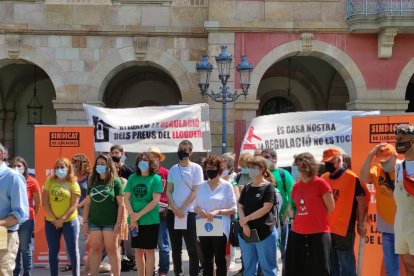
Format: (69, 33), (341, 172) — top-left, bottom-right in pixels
(347, 0), (414, 19)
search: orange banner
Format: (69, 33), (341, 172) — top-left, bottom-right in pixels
(34, 126), (94, 265)
(352, 114), (414, 276)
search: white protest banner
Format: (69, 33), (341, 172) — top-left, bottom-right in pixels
(240, 111), (379, 167)
(83, 103), (211, 152)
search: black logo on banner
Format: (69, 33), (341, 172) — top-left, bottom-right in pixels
(92, 116), (113, 143)
(49, 132), (80, 147)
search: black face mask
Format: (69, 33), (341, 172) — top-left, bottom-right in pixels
(111, 156), (121, 163)
(396, 141), (411, 154)
(206, 170), (219, 179)
(324, 162), (336, 173)
(177, 150), (190, 160)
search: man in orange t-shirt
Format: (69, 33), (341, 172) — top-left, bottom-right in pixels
(360, 143), (400, 276)
(321, 148), (368, 276)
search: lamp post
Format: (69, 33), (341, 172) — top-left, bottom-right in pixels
(27, 65), (43, 125)
(196, 46), (253, 153)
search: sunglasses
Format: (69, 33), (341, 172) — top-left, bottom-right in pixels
(395, 126), (414, 134)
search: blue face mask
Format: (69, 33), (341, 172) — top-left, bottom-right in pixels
(291, 165), (300, 181)
(120, 155), (127, 162)
(96, 165), (106, 174)
(241, 167), (249, 174)
(138, 161), (149, 172)
(55, 168), (68, 179)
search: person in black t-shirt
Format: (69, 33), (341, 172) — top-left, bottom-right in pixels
(238, 156), (278, 276)
(110, 144), (134, 180)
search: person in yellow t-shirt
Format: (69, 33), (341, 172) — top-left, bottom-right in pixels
(42, 157), (80, 276)
(360, 143), (400, 276)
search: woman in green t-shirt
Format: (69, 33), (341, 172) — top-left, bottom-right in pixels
(82, 154), (125, 276)
(125, 152), (163, 276)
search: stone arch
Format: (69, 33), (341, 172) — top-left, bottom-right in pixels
(0, 44), (65, 95)
(249, 40), (367, 103)
(396, 57), (414, 98)
(88, 46), (194, 104)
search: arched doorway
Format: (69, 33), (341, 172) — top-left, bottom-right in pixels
(406, 75), (414, 112)
(257, 56), (349, 115)
(102, 64), (182, 167)
(0, 62), (56, 167)
(103, 65), (181, 108)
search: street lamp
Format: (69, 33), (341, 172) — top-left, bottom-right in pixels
(196, 46), (253, 153)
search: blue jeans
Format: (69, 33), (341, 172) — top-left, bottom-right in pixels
(239, 228), (278, 276)
(330, 247), (356, 276)
(45, 219), (80, 276)
(157, 214), (170, 274)
(382, 232), (400, 276)
(14, 219), (34, 276)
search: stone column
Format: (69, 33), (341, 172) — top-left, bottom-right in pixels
(3, 110), (16, 158)
(53, 101), (104, 125)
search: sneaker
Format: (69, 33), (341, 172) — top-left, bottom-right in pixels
(61, 264), (71, 272)
(99, 263), (111, 273)
(229, 261), (236, 271)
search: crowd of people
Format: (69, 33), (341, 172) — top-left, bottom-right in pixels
(0, 124), (414, 276)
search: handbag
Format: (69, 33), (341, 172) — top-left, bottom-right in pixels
(229, 215), (240, 247)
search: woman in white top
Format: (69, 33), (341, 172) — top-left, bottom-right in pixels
(195, 155), (237, 276)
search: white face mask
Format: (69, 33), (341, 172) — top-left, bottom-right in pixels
(265, 159), (273, 169)
(249, 167), (261, 178)
(381, 159), (395, 172)
(291, 165), (300, 181)
(221, 169), (230, 177)
(14, 167), (25, 175)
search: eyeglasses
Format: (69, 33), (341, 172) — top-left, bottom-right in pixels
(395, 126), (414, 134)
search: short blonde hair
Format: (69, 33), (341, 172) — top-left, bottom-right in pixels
(238, 153), (252, 167)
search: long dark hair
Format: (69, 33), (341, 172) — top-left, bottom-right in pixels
(89, 154), (118, 187)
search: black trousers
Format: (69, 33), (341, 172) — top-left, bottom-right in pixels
(285, 231), (331, 276)
(199, 235), (228, 276)
(166, 210), (199, 276)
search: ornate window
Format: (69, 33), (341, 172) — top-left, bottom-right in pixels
(260, 96), (295, 115)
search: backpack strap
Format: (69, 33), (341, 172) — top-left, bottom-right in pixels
(384, 172), (395, 191)
(279, 168), (287, 193)
(235, 172), (242, 184)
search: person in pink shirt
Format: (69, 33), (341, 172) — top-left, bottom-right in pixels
(285, 152), (335, 276)
(148, 147), (170, 276)
(12, 156), (42, 276)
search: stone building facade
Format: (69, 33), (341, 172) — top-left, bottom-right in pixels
(0, 0), (413, 165)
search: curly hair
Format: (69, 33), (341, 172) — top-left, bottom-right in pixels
(72, 153), (91, 176)
(89, 154), (118, 187)
(52, 157), (76, 183)
(203, 155), (225, 175)
(11, 156), (29, 179)
(293, 152), (319, 178)
(135, 152), (158, 175)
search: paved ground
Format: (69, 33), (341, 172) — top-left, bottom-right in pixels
(31, 248), (282, 275)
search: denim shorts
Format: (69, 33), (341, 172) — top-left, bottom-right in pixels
(88, 222), (114, 231)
